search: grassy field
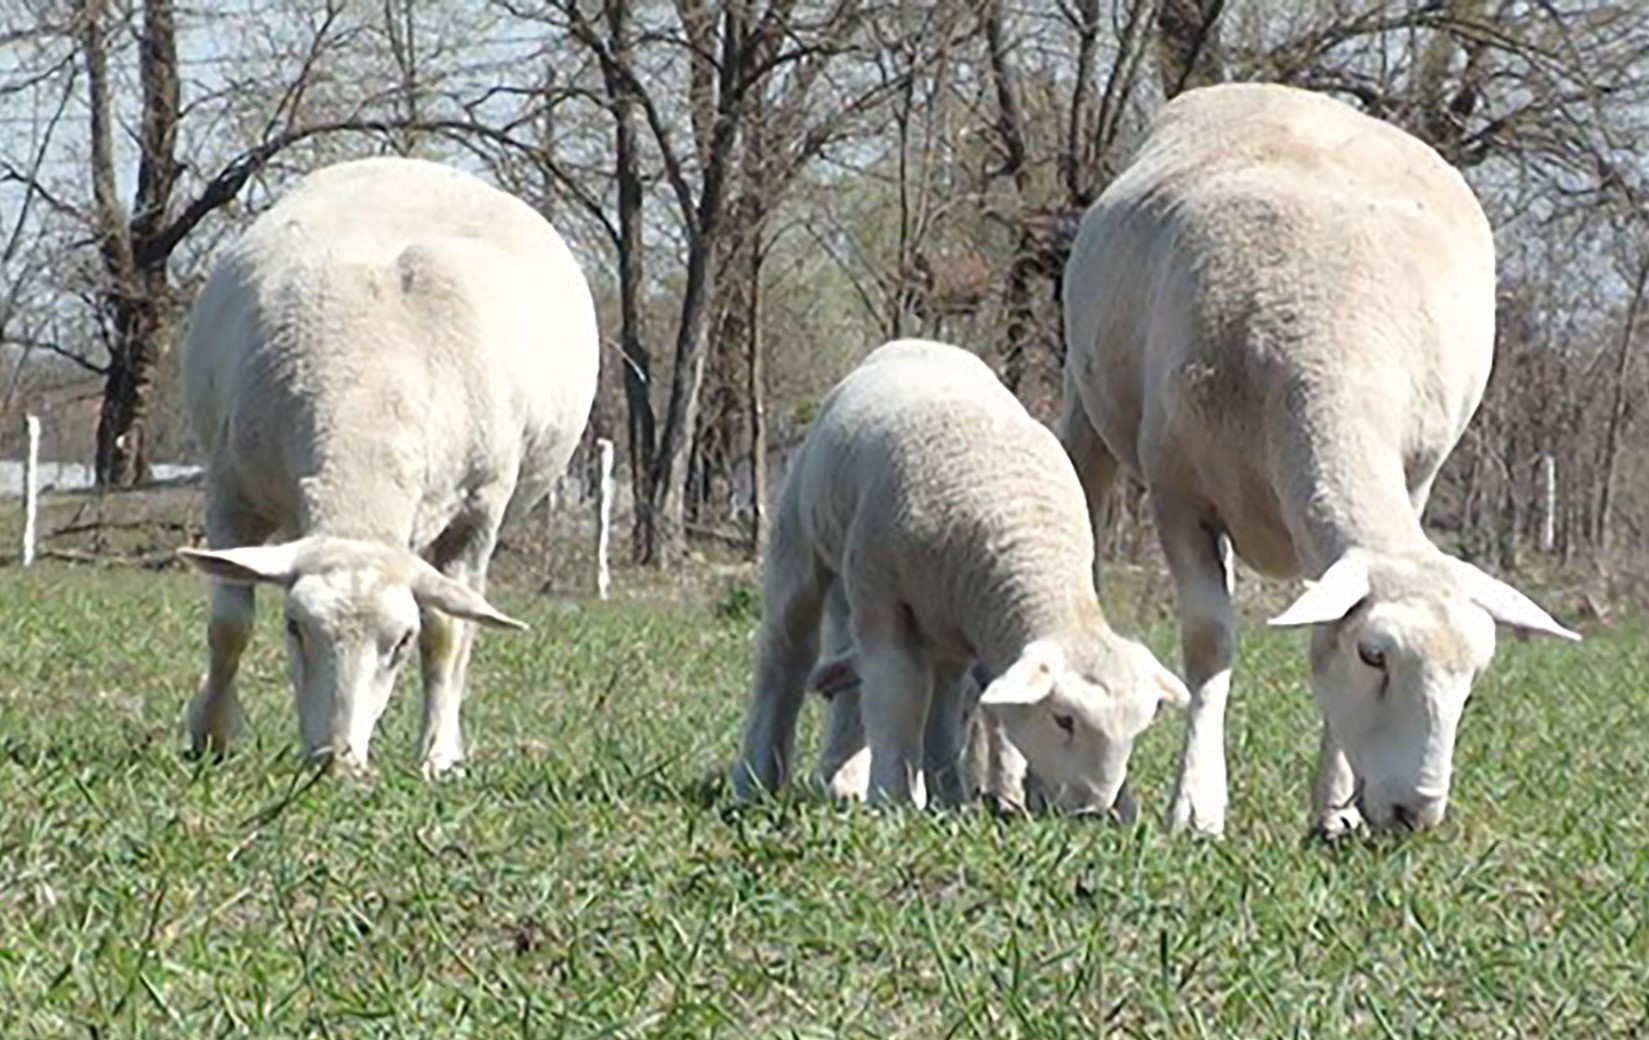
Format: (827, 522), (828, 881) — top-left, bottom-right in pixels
(1, 562), (1645, 1039)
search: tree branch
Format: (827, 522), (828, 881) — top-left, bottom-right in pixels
(560, 0), (699, 227)
(78, 0), (134, 283)
(4, 334), (110, 376)
(140, 115), (616, 266)
(1, 67), (78, 270)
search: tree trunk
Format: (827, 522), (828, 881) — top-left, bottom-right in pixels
(1497, 434), (1520, 572)
(95, 271), (167, 486)
(748, 228), (768, 560)
(1155, 0), (1225, 98)
(697, 235), (748, 530)
(649, 232), (723, 562)
(1596, 255), (1647, 551)
(83, 0), (135, 485)
(644, 8), (749, 564)
(982, 1), (1037, 391)
(596, 0), (658, 562)
(1061, 0), (1100, 202)
(1001, 242), (1036, 392)
(1092, 0), (1163, 163)
(86, 0), (181, 487)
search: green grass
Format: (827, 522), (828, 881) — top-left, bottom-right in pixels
(1, 564), (1645, 1039)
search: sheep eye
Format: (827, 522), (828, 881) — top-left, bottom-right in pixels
(1358, 643), (1386, 670)
(1053, 713), (1075, 735)
(285, 617), (302, 642)
(391, 630), (416, 660)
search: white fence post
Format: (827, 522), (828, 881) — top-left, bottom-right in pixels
(21, 414), (40, 567)
(1538, 453), (1557, 553)
(542, 475), (561, 583)
(595, 438), (614, 600)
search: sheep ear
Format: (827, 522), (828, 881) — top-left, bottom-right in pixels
(410, 565), (528, 631)
(178, 543), (305, 588)
(1452, 562), (1581, 641)
(1268, 553), (1372, 628)
(978, 643), (1061, 707)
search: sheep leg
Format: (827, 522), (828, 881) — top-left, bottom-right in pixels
(815, 687), (870, 801)
(960, 689), (991, 803)
(855, 611), (933, 808)
(1311, 720), (1364, 838)
(1058, 378), (1121, 588)
(922, 659), (971, 809)
(188, 583), (256, 756)
(977, 711), (1033, 813)
(416, 604), (477, 778)
(734, 517), (829, 800)
(812, 582), (869, 800)
(1111, 778), (1139, 824)
(1057, 387), (1137, 817)
(415, 523), (498, 779)
(1159, 503), (1237, 838)
(186, 485), (273, 757)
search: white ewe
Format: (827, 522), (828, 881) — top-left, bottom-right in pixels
(733, 339), (1186, 810)
(178, 157), (598, 776)
(1061, 83), (1577, 837)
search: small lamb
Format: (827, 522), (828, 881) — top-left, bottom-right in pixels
(177, 157), (598, 776)
(733, 339), (1187, 810)
(1061, 83), (1577, 836)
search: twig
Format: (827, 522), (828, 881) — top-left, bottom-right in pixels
(685, 521), (748, 547)
(40, 547), (180, 570)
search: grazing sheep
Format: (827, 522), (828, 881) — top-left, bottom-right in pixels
(733, 339), (1187, 810)
(1061, 83), (1577, 837)
(177, 157), (598, 776)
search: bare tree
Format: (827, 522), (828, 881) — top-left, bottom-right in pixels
(1595, 247), (1648, 552)
(979, 0), (1198, 394)
(554, 0), (876, 563)
(4, 0), (1649, 584)
(80, 0), (180, 485)
(61, 1), (445, 484)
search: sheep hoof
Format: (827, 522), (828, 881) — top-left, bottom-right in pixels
(1166, 793), (1226, 839)
(1312, 806), (1364, 842)
(184, 689), (244, 759)
(419, 754), (466, 781)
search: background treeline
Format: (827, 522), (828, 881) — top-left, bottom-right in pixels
(4, 0), (1648, 586)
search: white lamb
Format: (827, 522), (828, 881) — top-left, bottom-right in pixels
(1061, 83), (1578, 837)
(176, 156), (598, 777)
(733, 339), (1187, 810)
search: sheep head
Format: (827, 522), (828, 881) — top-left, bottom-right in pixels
(179, 536), (524, 773)
(1270, 548), (1578, 832)
(978, 636), (1187, 816)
